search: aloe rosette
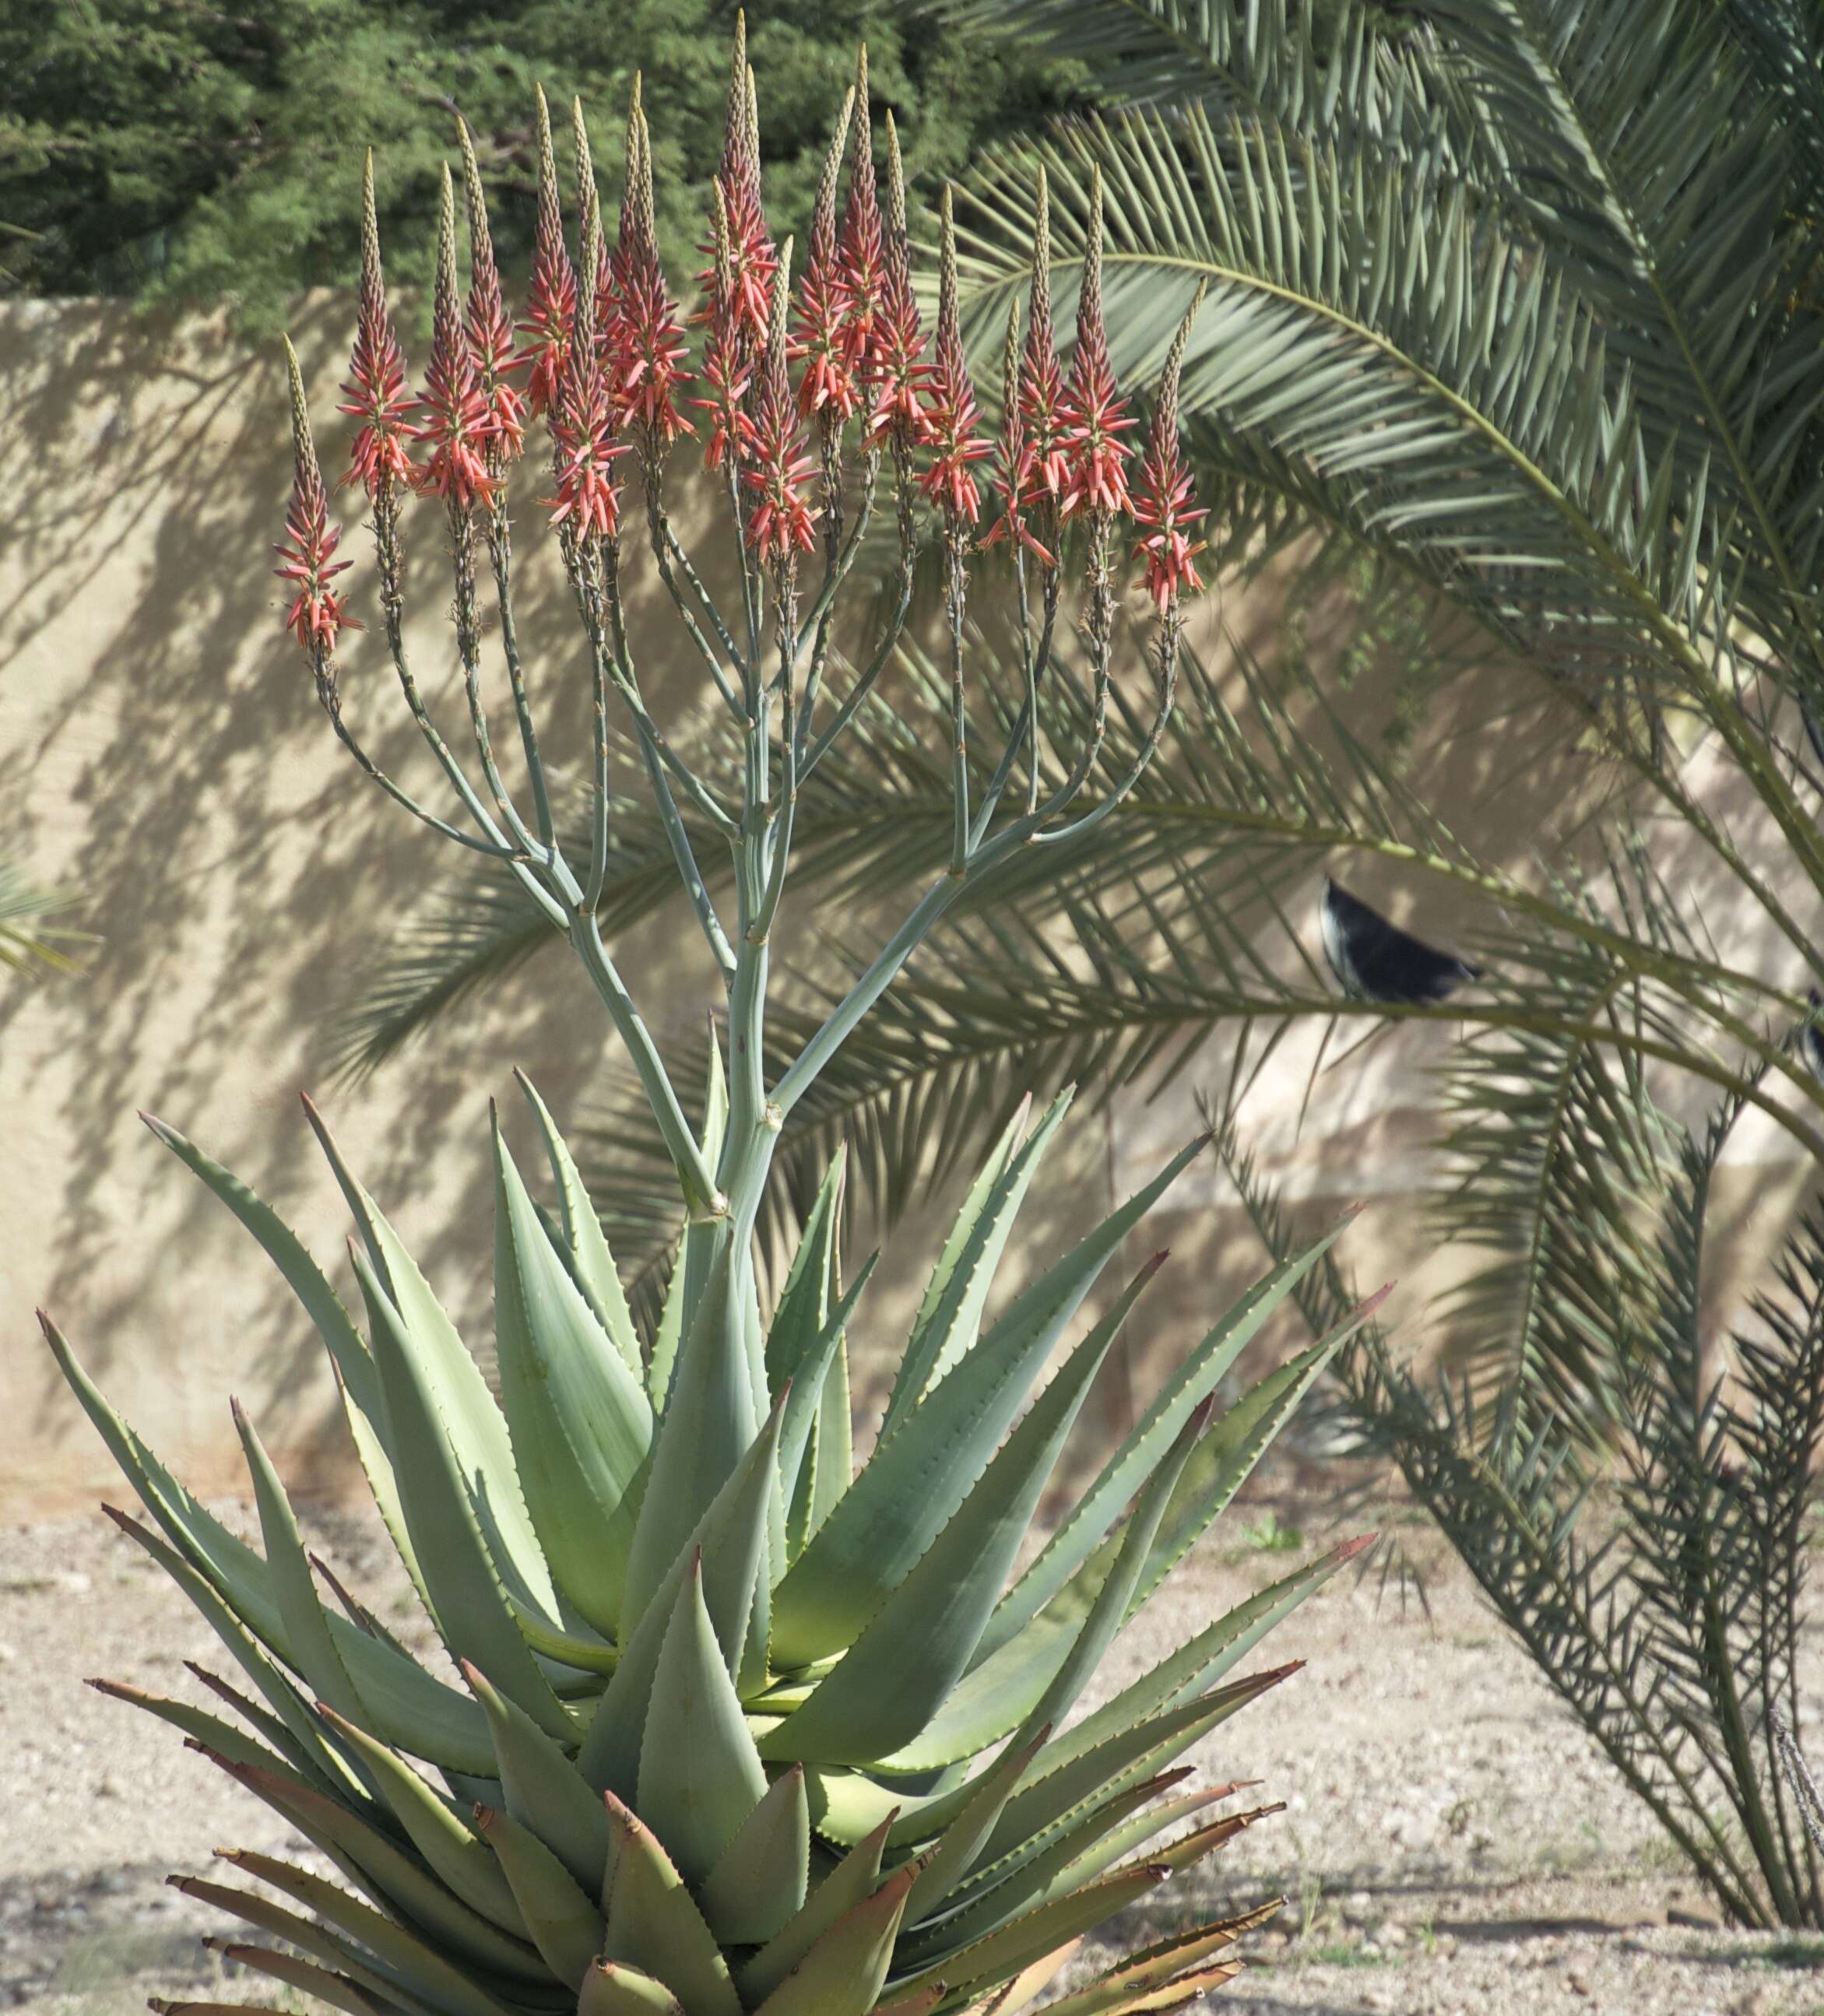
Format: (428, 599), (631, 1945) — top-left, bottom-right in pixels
(44, 30), (1380, 2016)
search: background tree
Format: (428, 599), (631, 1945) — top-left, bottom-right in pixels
(0, 1), (1080, 328)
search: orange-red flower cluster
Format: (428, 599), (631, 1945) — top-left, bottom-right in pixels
(1131, 287), (1208, 610)
(339, 156), (416, 498)
(609, 101), (694, 448)
(518, 100), (578, 421)
(413, 174), (497, 510)
(548, 346), (627, 541)
(460, 130), (528, 468)
(982, 312), (1054, 564)
(743, 272), (819, 562)
(918, 200), (991, 522)
(1056, 215), (1134, 521)
(279, 347), (356, 657)
(791, 100), (862, 425)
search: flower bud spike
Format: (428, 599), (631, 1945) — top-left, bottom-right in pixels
(518, 85), (578, 421)
(692, 179), (752, 470)
(982, 296), (1052, 564)
(613, 79), (694, 453)
(719, 15), (748, 192)
(883, 109), (908, 281)
(741, 240), (819, 564)
(411, 167), (497, 509)
(838, 50), (885, 375)
(863, 109), (931, 451)
(338, 149), (416, 498)
(792, 86), (859, 423)
(1057, 163), (1135, 522)
(456, 114), (527, 469)
(277, 337), (356, 659)
(1132, 281), (1210, 613)
(918, 187), (992, 524)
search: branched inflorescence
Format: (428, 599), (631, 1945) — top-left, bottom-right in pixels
(277, 26), (1209, 1217)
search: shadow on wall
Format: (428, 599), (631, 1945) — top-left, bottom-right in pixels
(2, 293), (1814, 1516)
(0, 293), (729, 1508)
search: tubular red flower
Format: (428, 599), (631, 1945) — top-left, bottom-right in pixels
(743, 259), (819, 561)
(981, 308), (1055, 564)
(338, 153), (416, 498)
(1056, 174), (1134, 521)
(1130, 284), (1209, 610)
(691, 184), (754, 471)
(1014, 171), (1070, 510)
(546, 346), (628, 541)
(279, 341), (357, 656)
(698, 31), (777, 356)
(457, 134), (527, 470)
(413, 170), (497, 509)
(790, 88), (858, 423)
(919, 193), (992, 522)
(610, 93), (695, 448)
(836, 52), (886, 376)
(518, 88), (577, 421)
(863, 114), (930, 450)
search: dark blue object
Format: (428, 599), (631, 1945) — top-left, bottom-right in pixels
(1320, 877), (1481, 1004)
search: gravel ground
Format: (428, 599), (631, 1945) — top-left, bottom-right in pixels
(3, 1491), (1823, 2016)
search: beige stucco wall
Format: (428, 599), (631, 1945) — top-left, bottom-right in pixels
(2, 294), (1815, 1516)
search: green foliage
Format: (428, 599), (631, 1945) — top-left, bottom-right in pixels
(0, 2), (1081, 326)
(51, 1086), (1369, 2016)
(1222, 1108), (1824, 1931)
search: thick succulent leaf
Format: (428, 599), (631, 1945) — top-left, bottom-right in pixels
(880, 1095), (1056, 1438)
(88, 1677), (311, 1789)
(197, 1853), (533, 2016)
(698, 1764), (812, 1945)
(762, 1257), (1157, 1763)
(459, 1660), (613, 1895)
(778, 1261), (877, 1557)
(474, 1804), (604, 1990)
(736, 1816), (891, 2007)
(175, 1876), (456, 2016)
(905, 1730), (1049, 1923)
(600, 1790), (743, 2016)
(47, 1319), (494, 1772)
(142, 1114), (381, 1423)
(896, 1776), (1186, 1965)
(975, 1210), (1358, 1667)
(1036, 1788), (1242, 1897)
(1040, 1962), (1242, 2016)
(887, 1383), (1204, 1775)
(304, 1096), (557, 1617)
(100, 1505), (369, 1796)
(581, 1400), (784, 1800)
(750, 1863), (917, 2016)
(623, 1236), (764, 1636)
(894, 1863), (1169, 2006)
(234, 1403), (365, 1726)
(1034, 1540), (1369, 1782)
(941, 1940), (1077, 2016)
(509, 1603), (620, 1675)
(494, 1119), (653, 1638)
(968, 1674), (1290, 1868)
(204, 1941), (412, 2016)
(765, 1152), (847, 1400)
(579, 1962), (686, 2016)
(771, 1135), (1208, 1667)
(316, 1704), (526, 1935)
(1117, 1317), (1380, 1623)
(185, 1657), (330, 1779)
(1040, 1913), (1260, 2016)
(648, 1036), (729, 1407)
(352, 1245), (577, 1743)
(638, 1553), (771, 1881)
(207, 1754), (548, 1983)
(516, 1072), (643, 1378)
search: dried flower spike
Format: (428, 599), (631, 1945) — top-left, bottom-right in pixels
(413, 167), (497, 509)
(457, 118), (528, 470)
(743, 244), (819, 562)
(1132, 285), (1210, 611)
(278, 339), (356, 657)
(518, 86), (578, 421)
(1057, 168), (1134, 521)
(338, 153), (416, 500)
(919, 189), (992, 522)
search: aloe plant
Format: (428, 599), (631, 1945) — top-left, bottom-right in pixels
(44, 33), (1379, 2016)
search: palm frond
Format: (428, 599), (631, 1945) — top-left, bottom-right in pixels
(0, 857), (84, 978)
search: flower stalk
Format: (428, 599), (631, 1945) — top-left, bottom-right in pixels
(279, 33), (1207, 1470)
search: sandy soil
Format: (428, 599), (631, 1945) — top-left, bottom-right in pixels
(3, 1488), (1822, 2016)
